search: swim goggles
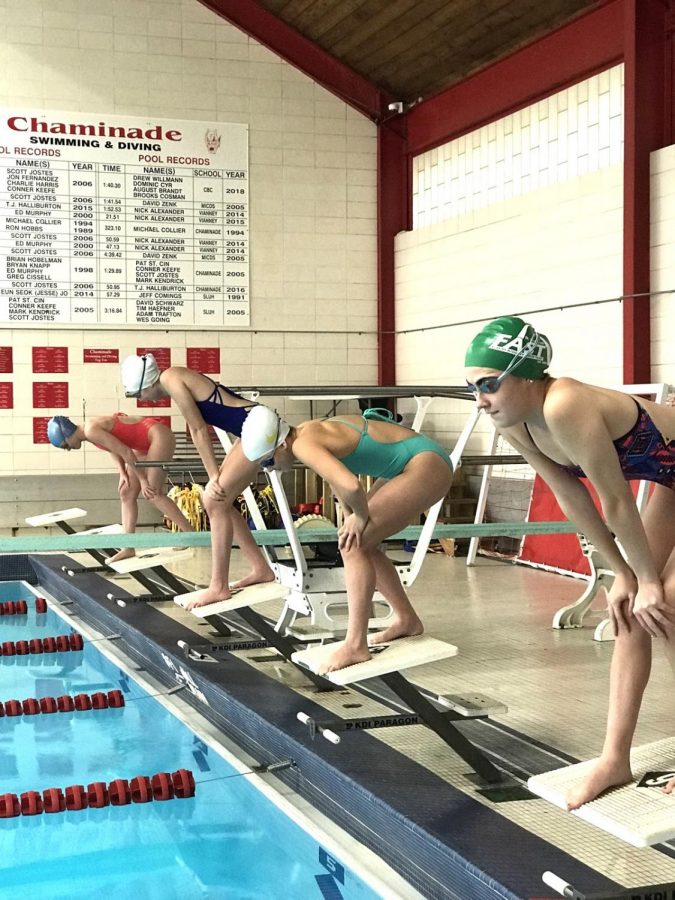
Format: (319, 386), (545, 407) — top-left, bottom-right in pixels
(57, 419), (71, 450)
(125, 355), (148, 399)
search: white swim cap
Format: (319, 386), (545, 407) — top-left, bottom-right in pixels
(241, 406), (290, 464)
(121, 354), (160, 397)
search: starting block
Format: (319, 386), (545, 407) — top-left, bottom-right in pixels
(174, 581), (288, 615)
(78, 524), (125, 537)
(294, 636), (509, 787)
(174, 581), (331, 690)
(291, 635), (457, 686)
(26, 508), (87, 527)
(106, 547), (194, 574)
(527, 737), (675, 847)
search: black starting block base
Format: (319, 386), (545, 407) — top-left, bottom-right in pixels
(178, 637), (270, 660)
(63, 564), (110, 576)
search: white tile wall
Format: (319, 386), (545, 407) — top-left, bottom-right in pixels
(413, 65), (624, 228)
(0, 0), (378, 476)
(650, 145), (675, 386)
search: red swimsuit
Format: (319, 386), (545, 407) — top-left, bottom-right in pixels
(108, 413), (165, 455)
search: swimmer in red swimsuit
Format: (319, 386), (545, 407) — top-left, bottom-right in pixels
(47, 414), (194, 563)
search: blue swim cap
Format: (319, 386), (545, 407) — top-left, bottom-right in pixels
(47, 416), (77, 448)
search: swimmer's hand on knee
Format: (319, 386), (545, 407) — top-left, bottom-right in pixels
(205, 476), (228, 503)
(338, 513), (368, 551)
(633, 580), (675, 639)
(607, 571), (637, 636)
(139, 479), (157, 501)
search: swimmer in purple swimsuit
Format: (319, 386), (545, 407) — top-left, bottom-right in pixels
(465, 316), (675, 805)
(120, 354), (274, 606)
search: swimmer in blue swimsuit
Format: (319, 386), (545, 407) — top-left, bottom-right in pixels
(240, 405), (454, 674)
(465, 316), (675, 807)
(120, 354), (274, 606)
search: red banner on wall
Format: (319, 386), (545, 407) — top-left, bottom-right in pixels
(0, 383), (13, 409)
(32, 347), (68, 373)
(0, 347), (12, 373)
(84, 348), (120, 364)
(32, 382), (69, 408)
(33, 417), (51, 444)
(187, 347), (220, 373)
(136, 347), (171, 368)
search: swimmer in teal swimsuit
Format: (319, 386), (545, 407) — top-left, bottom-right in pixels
(465, 315), (675, 806)
(241, 405), (454, 674)
(120, 354), (274, 606)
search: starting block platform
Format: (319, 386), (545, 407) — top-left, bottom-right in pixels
(78, 524), (125, 537)
(174, 581), (289, 616)
(106, 547), (194, 574)
(291, 635), (457, 686)
(26, 508), (87, 527)
(528, 737), (675, 847)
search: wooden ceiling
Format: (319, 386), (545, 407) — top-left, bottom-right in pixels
(255, 0), (601, 103)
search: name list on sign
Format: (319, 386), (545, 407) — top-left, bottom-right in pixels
(0, 109), (249, 327)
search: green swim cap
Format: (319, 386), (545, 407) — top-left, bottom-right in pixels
(465, 316), (552, 380)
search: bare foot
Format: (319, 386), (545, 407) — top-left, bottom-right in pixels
(230, 569), (275, 591)
(318, 643), (372, 674)
(369, 613), (424, 646)
(186, 586), (232, 611)
(107, 548), (136, 564)
(663, 776), (675, 794)
(566, 757), (633, 810)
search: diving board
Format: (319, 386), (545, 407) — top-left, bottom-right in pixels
(527, 737), (675, 847)
(106, 547), (194, 573)
(26, 508), (87, 526)
(174, 581), (288, 616)
(291, 635), (457, 685)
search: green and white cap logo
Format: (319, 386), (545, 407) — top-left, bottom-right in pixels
(465, 316), (552, 380)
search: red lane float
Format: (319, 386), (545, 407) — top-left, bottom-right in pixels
(172, 769), (196, 799)
(0, 600), (28, 615)
(65, 785), (87, 811)
(0, 633), (84, 656)
(129, 776), (152, 803)
(151, 772), (174, 801)
(0, 770), (194, 817)
(0, 794), (20, 818)
(0, 692), (125, 718)
(20, 791), (43, 816)
(35, 597), (48, 614)
(109, 779), (131, 806)
(39, 696), (58, 714)
(43, 788), (66, 814)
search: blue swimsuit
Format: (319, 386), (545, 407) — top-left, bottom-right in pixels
(547, 401), (675, 489)
(194, 377), (255, 437)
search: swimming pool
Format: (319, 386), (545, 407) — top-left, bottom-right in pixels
(0, 580), (412, 899)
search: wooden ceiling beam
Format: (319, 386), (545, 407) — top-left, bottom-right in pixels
(406, 0), (624, 155)
(198, 0), (390, 119)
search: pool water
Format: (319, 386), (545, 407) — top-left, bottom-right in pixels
(0, 582), (382, 900)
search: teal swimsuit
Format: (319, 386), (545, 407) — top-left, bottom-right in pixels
(333, 410), (453, 480)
